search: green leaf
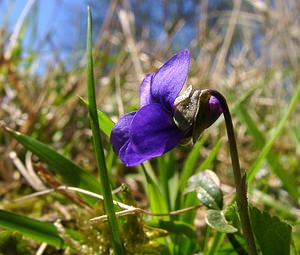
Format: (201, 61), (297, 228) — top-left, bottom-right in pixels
(250, 206), (292, 255)
(205, 210), (238, 233)
(185, 170), (223, 210)
(79, 96), (114, 137)
(4, 127), (101, 204)
(223, 202), (240, 232)
(147, 220), (197, 239)
(0, 209), (63, 247)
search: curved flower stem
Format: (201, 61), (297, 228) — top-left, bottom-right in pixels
(208, 90), (257, 255)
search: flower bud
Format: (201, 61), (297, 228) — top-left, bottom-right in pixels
(173, 87), (222, 143)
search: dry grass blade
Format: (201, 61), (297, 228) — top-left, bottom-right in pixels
(118, 8), (143, 80)
(4, 0), (36, 59)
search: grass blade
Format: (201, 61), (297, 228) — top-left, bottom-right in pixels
(0, 209), (63, 247)
(141, 163), (168, 214)
(197, 138), (223, 172)
(158, 151), (177, 210)
(179, 135), (208, 193)
(174, 135), (208, 211)
(248, 79), (300, 184)
(233, 96), (298, 200)
(86, 6), (122, 254)
(79, 96), (114, 137)
(148, 220), (197, 239)
(3, 127), (101, 202)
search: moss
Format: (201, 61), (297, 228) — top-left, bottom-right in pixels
(0, 231), (31, 255)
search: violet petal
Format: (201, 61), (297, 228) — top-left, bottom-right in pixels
(207, 96), (222, 127)
(151, 49), (190, 110)
(139, 73), (154, 107)
(130, 103), (185, 157)
(119, 140), (151, 167)
(110, 111), (137, 156)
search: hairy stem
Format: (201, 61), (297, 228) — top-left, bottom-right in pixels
(208, 90), (257, 255)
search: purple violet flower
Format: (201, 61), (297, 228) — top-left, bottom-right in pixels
(110, 49), (222, 167)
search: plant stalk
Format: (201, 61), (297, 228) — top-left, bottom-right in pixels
(208, 90), (257, 255)
(86, 6), (123, 254)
